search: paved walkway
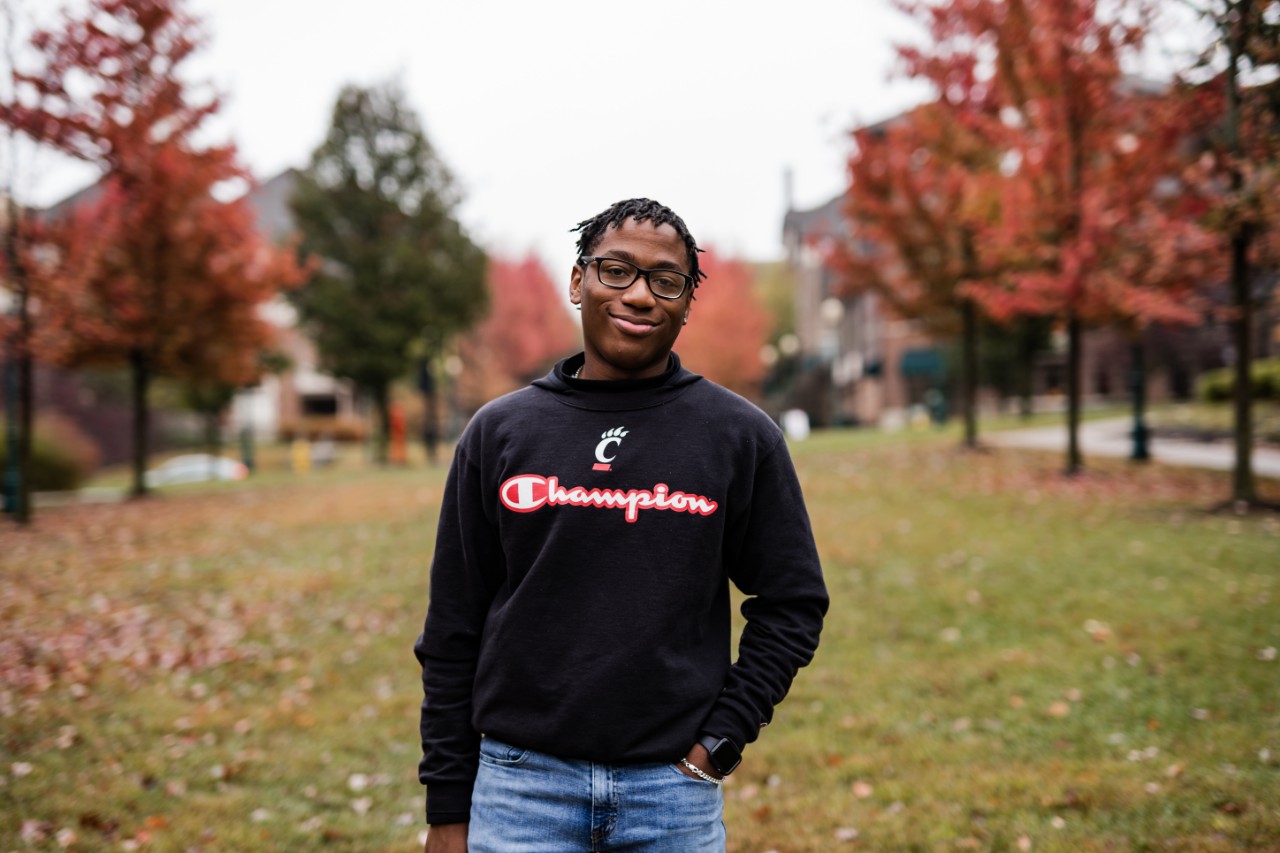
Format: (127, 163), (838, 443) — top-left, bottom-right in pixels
(986, 417), (1280, 479)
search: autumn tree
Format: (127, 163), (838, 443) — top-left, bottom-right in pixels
(896, 0), (1215, 475)
(1176, 0), (1280, 507)
(0, 0), (303, 497)
(454, 252), (578, 410)
(289, 81), (486, 464)
(675, 248), (770, 399)
(838, 100), (1000, 449)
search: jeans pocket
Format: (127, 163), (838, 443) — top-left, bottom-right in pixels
(478, 736), (530, 767)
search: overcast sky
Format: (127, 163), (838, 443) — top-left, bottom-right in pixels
(14, 0), (933, 267)
(14, 0), (1203, 271)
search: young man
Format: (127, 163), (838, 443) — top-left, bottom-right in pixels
(415, 199), (827, 852)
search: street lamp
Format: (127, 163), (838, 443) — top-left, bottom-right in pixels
(1130, 336), (1150, 461)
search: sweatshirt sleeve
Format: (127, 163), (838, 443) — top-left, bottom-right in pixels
(413, 444), (503, 824)
(701, 434), (828, 754)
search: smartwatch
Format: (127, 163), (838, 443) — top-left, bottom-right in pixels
(697, 734), (742, 776)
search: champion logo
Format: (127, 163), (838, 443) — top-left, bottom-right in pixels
(593, 426), (628, 472)
(499, 474), (719, 524)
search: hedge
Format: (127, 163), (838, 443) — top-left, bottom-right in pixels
(1198, 356), (1280, 403)
(0, 413), (101, 492)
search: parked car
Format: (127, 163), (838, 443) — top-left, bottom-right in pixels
(145, 454), (249, 488)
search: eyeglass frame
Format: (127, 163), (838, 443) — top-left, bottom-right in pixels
(577, 256), (694, 301)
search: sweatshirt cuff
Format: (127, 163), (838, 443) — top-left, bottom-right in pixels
(701, 704), (763, 758)
(426, 782), (474, 825)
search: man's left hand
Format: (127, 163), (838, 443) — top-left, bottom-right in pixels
(677, 743), (723, 781)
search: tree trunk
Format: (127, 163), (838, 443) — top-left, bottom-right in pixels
(418, 357), (439, 466)
(961, 297), (979, 449)
(3, 199), (32, 524)
(1018, 318), (1035, 420)
(1225, 0), (1257, 505)
(3, 337), (22, 521)
(17, 331), (30, 519)
(129, 348), (150, 498)
(371, 382), (390, 466)
(204, 408), (222, 480)
(1065, 312), (1083, 476)
(1229, 228), (1255, 503)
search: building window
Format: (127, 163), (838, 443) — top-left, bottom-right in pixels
(301, 394), (338, 417)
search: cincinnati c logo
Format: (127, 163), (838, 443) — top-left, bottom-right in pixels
(593, 426), (628, 472)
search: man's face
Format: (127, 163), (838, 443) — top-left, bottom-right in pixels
(570, 217), (692, 381)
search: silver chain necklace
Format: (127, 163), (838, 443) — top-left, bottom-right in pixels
(572, 365), (583, 379)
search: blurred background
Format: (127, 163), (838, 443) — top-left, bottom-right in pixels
(1, 0), (1276, 507)
(2, 2), (1280, 848)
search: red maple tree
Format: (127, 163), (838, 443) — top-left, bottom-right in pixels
(838, 100), (1001, 448)
(1, 0), (304, 496)
(675, 248), (770, 399)
(455, 253), (579, 410)
(1172, 0), (1280, 506)
(895, 0), (1216, 474)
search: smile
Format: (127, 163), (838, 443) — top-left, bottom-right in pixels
(610, 315), (658, 335)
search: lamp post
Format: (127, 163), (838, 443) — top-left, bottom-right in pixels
(1130, 336), (1150, 461)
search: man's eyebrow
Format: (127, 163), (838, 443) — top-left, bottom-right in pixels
(600, 250), (686, 272)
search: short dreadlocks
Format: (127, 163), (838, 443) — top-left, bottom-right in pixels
(571, 198), (706, 291)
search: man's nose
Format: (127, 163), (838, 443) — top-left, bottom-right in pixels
(620, 273), (657, 305)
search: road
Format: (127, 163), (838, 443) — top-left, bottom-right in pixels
(986, 417), (1280, 479)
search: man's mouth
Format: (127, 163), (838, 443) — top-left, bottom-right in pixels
(610, 315), (657, 335)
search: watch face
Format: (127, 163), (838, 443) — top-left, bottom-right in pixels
(709, 739), (742, 774)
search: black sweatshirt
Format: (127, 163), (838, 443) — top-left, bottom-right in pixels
(414, 354), (828, 824)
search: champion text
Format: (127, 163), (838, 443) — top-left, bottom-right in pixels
(500, 474), (719, 523)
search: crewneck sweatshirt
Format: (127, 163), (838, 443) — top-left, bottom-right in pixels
(415, 353), (828, 824)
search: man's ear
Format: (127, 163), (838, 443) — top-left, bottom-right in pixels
(569, 264), (583, 306)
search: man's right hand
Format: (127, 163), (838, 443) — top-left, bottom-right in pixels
(423, 822), (467, 853)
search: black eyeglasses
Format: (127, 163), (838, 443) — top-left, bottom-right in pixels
(580, 256), (693, 300)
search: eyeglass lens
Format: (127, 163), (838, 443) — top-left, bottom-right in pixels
(595, 258), (688, 299)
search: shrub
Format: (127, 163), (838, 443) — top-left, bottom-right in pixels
(0, 413), (102, 492)
(1198, 357), (1280, 403)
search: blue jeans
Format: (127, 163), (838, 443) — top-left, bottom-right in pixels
(468, 736), (726, 852)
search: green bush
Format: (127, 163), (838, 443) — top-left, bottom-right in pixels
(1198, 356), (1280, 402)
(0, 413), (101, 491)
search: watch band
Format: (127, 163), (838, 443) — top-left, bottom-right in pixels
(679, 757), (724, 785)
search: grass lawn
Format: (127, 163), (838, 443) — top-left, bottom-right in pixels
(2, 430), (1278, 852)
